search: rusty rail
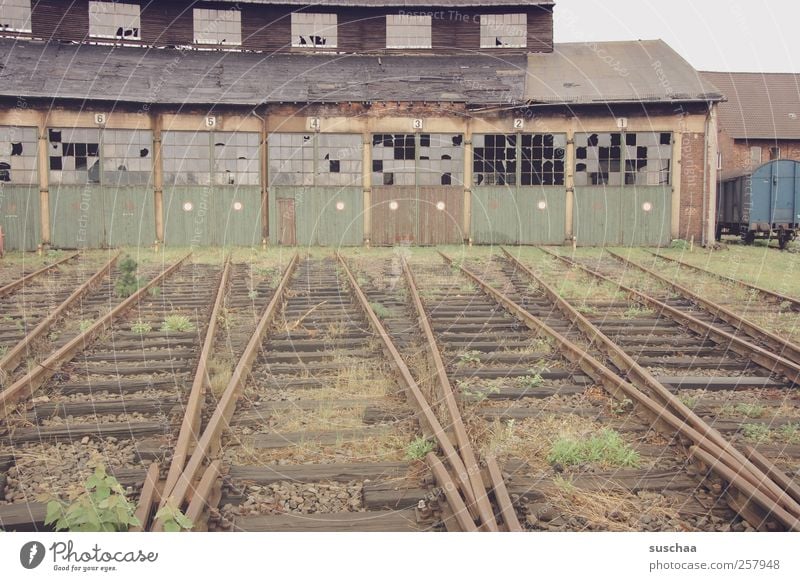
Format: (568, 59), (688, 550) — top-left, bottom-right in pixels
(159, 253), (300, 518)
(646, 250), (800, 311)
(0, 252), (120, 378)
(336, 253), (485, 529)
(151, 257), (232, 531)
(541, 248), (800, 386)
(0, 252), (79, 299)
(608, 249), (800, 367)
(501, 247), (800, 529)
(0, 253), (191, 420)
(440, 250), (800, 531)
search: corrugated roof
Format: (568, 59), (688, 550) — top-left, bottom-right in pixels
(701, 71), (800, 140)
(0, 39), (527, 105)
(526, 39), (722, 105)
(213, 1), (553, 6)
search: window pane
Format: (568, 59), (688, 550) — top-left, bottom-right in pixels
(0, 125), (37, 184)
(0, 0), (32, 33)
(88, 1), (141, 40)
(386, 14), (431, 49)
(291, 12), (337, 48)
(194, 8), (241, 46)
(480, 13), (526, 48)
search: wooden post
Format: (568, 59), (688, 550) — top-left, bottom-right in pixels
(706, 104), (720, 246)
(671, 124), (684, 241)
(36, 111), (51, 247)
(565, 123), (576, 241)
(463, 119), (473, 244)
(152, 113), (164, 246)
(362, 131), (371, 246)
(261, 107), (269, 246)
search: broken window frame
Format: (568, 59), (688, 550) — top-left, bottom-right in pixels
(385, 14), (432, 49)
(371, 133), (464, 187)
(268, 133), (362, 187)
(0, 126), (37, 184)
(88, 1), (141, 41)
(193, 8), (242, 46)
(473, 133), (566, 187)
(574, 132), (672, 187)
(479, 13), (527, 49)
(0, 0), (32, 33)
(101, 129), (153, 186)
(213, 131), (260, 187)
(291, 12), (338, 49)
(48, 127), (102, 185)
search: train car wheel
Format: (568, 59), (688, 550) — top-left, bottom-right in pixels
(743, 231), (756, 245)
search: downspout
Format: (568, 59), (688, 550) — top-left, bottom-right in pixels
(701, 103), (710, 247)
(251, 106), (268, 246)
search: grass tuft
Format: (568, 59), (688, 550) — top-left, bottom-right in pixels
(548, 429), (640, 468)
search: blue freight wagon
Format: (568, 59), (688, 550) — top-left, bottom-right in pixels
(716, 160), (800, 249)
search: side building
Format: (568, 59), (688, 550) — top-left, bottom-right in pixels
(0, 0), (722, 249)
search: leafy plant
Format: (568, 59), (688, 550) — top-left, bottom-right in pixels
(370, 302), (390, 320)
(248, 289), (259, 300)
(742, 423), (771, 443)
(161, 315), (195, 333)
(575, 302), (598, 315)
(779, 300), (792, 312)
(457, 350), (481, 365)
(114, 256), (142, 298)
(45, 464), (140, 532)
(734, 403), (765, 418)
(459, 381), (500, 402)
(155, 500), (194, 532)
(611, 398), (634, 415)
(131, 320), (152, 335)
(779, 423), (800, 443)
(405, 437), (435, 461)
(670, 239), (690, 250)
(520, 372), (545, 389)
(148, 286), (161, 298)
(547, 429), (640, 468)
(678, 395), (698, 409)
(79, 320), (93, 333)
(0, 345), (7, 358)
(623, 304), (654, 319)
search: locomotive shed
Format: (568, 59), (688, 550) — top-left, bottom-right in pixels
(0, 0), (799, 536)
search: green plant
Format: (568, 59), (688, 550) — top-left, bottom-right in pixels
(45, 464), (140, 532)
(459, 381), (500, 402)
(742, 423), (771, 443)
(520, 372), (545, 389)
(0, 346), (7, 358)
(547, 429), (640, 468)
(457, 350), (482, 365)
(678, 395), (698, 409)
(370, 302), (390, 320)
(79, 320), (93, 333)
(670, 239), (690, 250)
(405, 437), (435, 460)
(148, 285), (161, 297)
(160, 315), (195, 333)
(575, 302), (598, 315)
(248, 289), (259, 300)
(155, 500), (194, 532)
(779, 300), (792, 312)
(552, 474), (576, 494)
(114, 256), (142, 298)
(131, 320), (152, 335)
(734, 403), (765, 418)
(779, 423), (800, 443)
(611, 398), (634, 415)
(623, 304), (654, 319)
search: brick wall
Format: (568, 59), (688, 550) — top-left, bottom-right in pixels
(718, 128), (800, 175)
(680, 132), (706, 242)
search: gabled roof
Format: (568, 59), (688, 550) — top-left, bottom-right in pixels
(526, 39), (722, 105)
(701, 71), (800, 140)
(213, 1), (554, 6)
(0, 39), (527, 106)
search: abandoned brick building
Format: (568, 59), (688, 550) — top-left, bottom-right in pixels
(0, 0), (725, 249)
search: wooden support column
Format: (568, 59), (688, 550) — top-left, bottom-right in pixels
(362, 131), (371, 246)
(564, 123), (576, 241)
(671, 123), (684, 240)
(36, 111), (50, 247)
(260, 108), (269, 245)
(152, 113), (164, 245)
(706, 104), (719, 245)
(463, 119), (473, 244)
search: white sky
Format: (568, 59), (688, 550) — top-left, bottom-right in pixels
(554, 0), (800, 73)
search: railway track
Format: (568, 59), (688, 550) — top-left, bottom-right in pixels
(495, 247), (800, 530)
(0, 254), (226, 530)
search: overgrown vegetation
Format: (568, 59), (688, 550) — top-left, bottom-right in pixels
(370, 302), (390, 320)
(79, 320), (93, 333)
(405, 437), (435, 460)
(114, 256), (142, 298)
(45, 464), (140, 532)
(155, 500), (194, 532)
(161, 314), (194, 333)
(547, 429), (640, 468)
(457, 350), (481, 365)
(131, 320), (152, 335)
(742, 423), (771, 443)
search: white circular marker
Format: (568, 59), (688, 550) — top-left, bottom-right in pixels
(642, 202), (653, 212)
(233, 201), (243, 211)
(436, 201), (446, 211)
(537, 200), (547, 210)
(336, 201), (345, 211)
(389, 201), (399, 211)
(183, 202), (193, 212)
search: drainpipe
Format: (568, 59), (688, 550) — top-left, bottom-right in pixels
(706, 103), (719, 246)
(701, 104), (710, 247)
(251, 107), (268, 246)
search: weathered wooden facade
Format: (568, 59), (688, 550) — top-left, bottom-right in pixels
(0, 1), (723, 249)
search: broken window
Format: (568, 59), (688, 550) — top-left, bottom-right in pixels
(574, 132), (671, 187)
(0, 126), (37, 183)
(386, 14), (432, 49)
(521, 134), (566, 186)
(291, 12), (337, 49)
(194, 8), (241, 46)
(473, 134), (517, 186)
(49, 128), (101, 185)
(162, 131), (211, 186)
(0, 0), (32, 33)
(88, 1), (140, 40)
(480, 14), (526, 48)
(372, 134), (416, 186)
(213, 132), (260, 186)
(417, 134), (464, 186)
(102, 129), (153, 186)
(268, 133), (361, 187)
(371, 134), (463, 187)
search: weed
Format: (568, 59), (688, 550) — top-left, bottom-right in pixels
(670, 239), (690, 250)
(148, 286), (161, 297)
(155, 499), (194, 532)
(370, 302), (390, 320)
(78, 320), (93, 333)
(779, 423), (800, 443)
(161, 315), (194, 333)
(457, 350), (481, 365)
(611, 398), (634, 415)
(248, 289), (259, 300)
(741, 423), (771, 443)
(520, 372), (545, 389)
(779, 300), (792, 312)
(114, 256), (142, 298)
(552, 475), (576, 494)
(576, 302), (598, 315)
(131, 320), (152, 335)
(623, 304), (654, 319)
(735, 403), (765, 418)
(45, 463), (140, 532)
(459, 381), (500, 402)
(0, 346), (6, 358)
(405, 437), (435, 460)
(678, 395), (698, 409)
(547, 429), (640, 468)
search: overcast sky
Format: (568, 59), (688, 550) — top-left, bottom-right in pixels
(555, 0), (799, 73)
